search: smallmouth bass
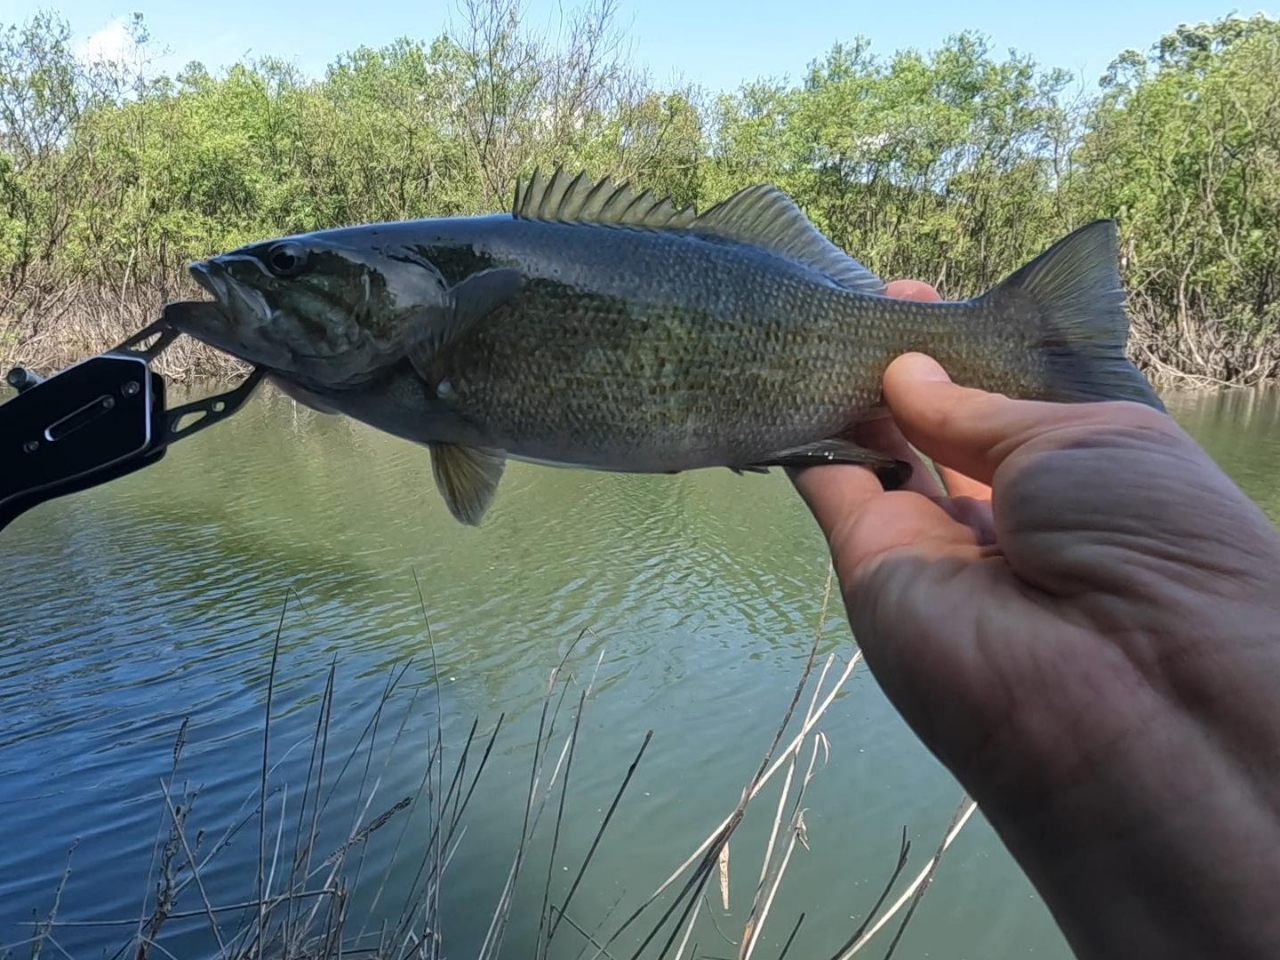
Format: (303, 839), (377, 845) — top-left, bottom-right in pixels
(167, 168), (1165, 525)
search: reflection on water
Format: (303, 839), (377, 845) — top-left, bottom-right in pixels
(1163, 385), (1280, 521)
(1, 383), (1276, 958)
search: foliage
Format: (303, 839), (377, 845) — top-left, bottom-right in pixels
(706, 34), (1084, 293)
(1079, 14), (1280, 381)
(0, 4), (1276, 382)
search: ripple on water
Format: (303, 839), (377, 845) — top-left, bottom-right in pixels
(6, 385), (1272, 957)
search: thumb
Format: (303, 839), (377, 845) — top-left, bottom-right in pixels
(881, 353), (1166, 487)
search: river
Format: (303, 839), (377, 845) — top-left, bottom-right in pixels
(2, 383), (1276, 959)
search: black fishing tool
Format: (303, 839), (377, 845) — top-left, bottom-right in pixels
(0, 310), (264, 532)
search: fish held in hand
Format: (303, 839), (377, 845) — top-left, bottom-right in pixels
(166, 168), (1165, 526)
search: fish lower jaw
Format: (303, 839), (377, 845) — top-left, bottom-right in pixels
(189, 269), (274, 331)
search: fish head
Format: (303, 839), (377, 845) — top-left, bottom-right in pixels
(180, 233), (453, 387)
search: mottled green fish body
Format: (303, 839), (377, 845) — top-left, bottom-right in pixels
(169, 168), (1164, 525)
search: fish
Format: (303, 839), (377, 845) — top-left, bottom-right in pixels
(166, 167), (1166, 526)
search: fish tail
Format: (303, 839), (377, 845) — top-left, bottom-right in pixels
(979, 219), (1166, 412)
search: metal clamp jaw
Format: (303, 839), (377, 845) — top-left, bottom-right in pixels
(0, 310), (263, 532)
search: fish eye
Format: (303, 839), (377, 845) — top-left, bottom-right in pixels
(264, 242), (307, 278)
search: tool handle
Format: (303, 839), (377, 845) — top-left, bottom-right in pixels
(0, 353), (168, 532)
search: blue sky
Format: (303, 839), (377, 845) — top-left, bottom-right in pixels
(9, 0), (1275, 94)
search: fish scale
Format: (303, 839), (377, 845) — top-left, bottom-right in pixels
(434, 224), (904, 459)
(168, 167), (1166, 526)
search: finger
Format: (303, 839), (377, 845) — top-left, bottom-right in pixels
(930, 495), (997, 546)
(880, 353), (1168, 487)
(788, 460), (888, 552)
(855, 402), (986, 501)
(849, 414), (944, 498)
(840, 277), (945, 498)
(884, 279), (941, 302)
(790, 279), (947, 558)
(785, 416), (939, 525)
(937, 465), (992, 503)
(824, 491), (988, 585)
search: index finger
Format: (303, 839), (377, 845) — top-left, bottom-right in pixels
(883, 279), (942, 302)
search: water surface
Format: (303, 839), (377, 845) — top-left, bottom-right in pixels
(2, 383), (1276, 958)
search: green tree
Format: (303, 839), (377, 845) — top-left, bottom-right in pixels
(1078, 14), (1280, 382)
(0, 6), (1276, 385)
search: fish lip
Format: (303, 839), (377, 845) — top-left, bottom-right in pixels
(188, 259), (224, 299)
(187, 257), (274, 327)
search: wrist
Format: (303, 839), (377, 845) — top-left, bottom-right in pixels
(979, 697), (1280, 960)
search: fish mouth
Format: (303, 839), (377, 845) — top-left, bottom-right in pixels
(181, 258), (343, 368)
(175, 258), (280, 366)
(188, 258), (274, 327)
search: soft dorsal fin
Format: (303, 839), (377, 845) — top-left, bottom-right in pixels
(692, 184), (884, 294)
(510, 167), (884, 294)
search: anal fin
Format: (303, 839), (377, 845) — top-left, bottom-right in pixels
(429, 443), (507, 525)
(747, 439), (912, 490)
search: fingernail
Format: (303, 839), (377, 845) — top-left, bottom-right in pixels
(895, 353), (952, 383)
(884, 280), (942, 302)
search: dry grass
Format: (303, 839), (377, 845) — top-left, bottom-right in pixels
(3, 572), (974, 960)
(1, 277), (245, 382)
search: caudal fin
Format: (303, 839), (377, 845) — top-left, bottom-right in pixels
(982, 219), (1166, 412)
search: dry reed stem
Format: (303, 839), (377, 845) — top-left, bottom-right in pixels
(157, 779), (227, 955)
(740, 735), (827, 960)
(670, 895), (702, 960)
(833, 796), (979, 959)
(571, 566), (841, 960)
(8, 564), (983, 960)
(600, 562), (977, 960)
(27, 841), (79, 960)
(642, 649), (858, 909)
(717, 845), (730, 913)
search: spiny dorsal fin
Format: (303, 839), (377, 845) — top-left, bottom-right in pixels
(512, 166), (699, 230)
(510, 167), (884, 293)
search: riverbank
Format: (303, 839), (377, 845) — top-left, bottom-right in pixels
(2, 12), (1277, 393)
(1, 283), (251, 383)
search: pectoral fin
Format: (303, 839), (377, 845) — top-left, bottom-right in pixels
(406, 267), (525, 383)
(429, 443), (507, 525)
(745, 439), (912, 490)
(450, 267), (525, 327)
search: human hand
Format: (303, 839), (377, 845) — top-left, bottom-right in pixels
(791, 281), (1280, 959)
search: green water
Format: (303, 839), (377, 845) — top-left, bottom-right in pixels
(1, 383), (1276, 959)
